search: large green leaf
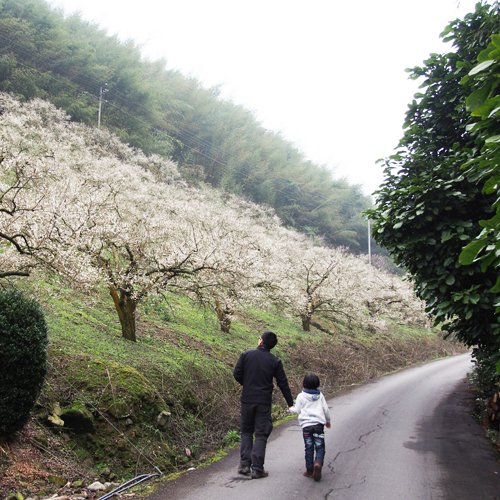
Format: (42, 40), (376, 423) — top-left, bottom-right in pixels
(445, 275), (456, 286)
(466, 82), (493, 113)
(459, 239), (485, 265)
(468, 59), (495, 75)
(485, 134), (500, 143)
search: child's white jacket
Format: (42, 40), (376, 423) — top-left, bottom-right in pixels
(290, 390), (331, 428)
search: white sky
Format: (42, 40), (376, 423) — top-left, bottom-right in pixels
(47, 0), (482, 196)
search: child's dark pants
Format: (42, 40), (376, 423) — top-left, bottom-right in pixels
(302, 423), (325, 471)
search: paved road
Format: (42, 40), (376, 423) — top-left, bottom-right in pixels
(148, 354), (500, 499)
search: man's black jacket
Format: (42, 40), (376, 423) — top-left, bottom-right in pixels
(233, 346), (294, 407)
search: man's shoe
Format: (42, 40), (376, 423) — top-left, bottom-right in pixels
(313, 461), (322, 481)
(238, 465), (251, 476)
(303, 470), (313, 478)
(251, 468), (269, 479)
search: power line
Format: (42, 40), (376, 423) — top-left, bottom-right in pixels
(0, 28), (358, 200)
(0, 30), (226, 167)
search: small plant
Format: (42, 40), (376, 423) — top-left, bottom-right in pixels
(222, 429), (240, 447)
(144, 295), (172, 322)
(0, 289), (48, 437)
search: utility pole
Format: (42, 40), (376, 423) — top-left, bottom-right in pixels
(368, 219), (372, 265)
(97, 84), (108, 128)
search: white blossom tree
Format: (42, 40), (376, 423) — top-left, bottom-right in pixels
(0, 94), (182, 340)
(0, 93), (430, 342)
(276, 242), (366, 331)
(0, 94), (78, 278)
(181, 194), (282, 333)
(361, 267), (430, 328)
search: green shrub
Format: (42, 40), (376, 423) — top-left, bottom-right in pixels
(0, 289), (48, 437)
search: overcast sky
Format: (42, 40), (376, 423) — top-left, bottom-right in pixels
(47, 0), (482, 196)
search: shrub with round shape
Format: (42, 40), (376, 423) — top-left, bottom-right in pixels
(0, 289), (48, 437)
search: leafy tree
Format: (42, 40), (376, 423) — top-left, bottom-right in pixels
(459, 34), (500, 287)
(367, 4), (500, 367)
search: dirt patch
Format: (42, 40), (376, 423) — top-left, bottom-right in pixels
(0, 422), (88, 498)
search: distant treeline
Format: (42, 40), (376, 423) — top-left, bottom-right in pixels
(0, 0), (374, 251)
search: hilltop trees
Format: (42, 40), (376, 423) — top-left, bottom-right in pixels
(0, 0), (373, 252)
(367, 4), (500, 371)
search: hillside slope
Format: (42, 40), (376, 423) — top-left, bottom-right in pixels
(0, 275), (465, 499)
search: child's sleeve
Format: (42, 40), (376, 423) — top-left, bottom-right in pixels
(289, 393), (303, 414)
(321, 394), (331, 423)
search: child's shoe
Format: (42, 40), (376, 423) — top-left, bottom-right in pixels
(313, 460), (322, 481)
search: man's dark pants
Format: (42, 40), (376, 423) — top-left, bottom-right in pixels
(240, 403), (273, 472)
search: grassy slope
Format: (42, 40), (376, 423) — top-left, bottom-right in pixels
(0, 275), (465, 497)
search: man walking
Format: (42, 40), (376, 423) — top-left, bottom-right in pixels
(233, 331), (294, 479)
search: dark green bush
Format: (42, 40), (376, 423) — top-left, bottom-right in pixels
(0, 289), (48, 437)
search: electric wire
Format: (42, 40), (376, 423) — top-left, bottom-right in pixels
(0, 10), (371, 245)
(0, 25), (355, 210)
(0, 29), (225, 166)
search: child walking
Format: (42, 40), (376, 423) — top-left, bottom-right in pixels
(289, 373), (331, 481)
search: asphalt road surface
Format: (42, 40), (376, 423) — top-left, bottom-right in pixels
(148, 354), (500, 499)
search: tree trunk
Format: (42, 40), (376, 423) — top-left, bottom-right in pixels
(310, 320), (333, 335)
(215, 300), (232, 334)
(109, 286), (137, 342)
(301, 314), (311, 332)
